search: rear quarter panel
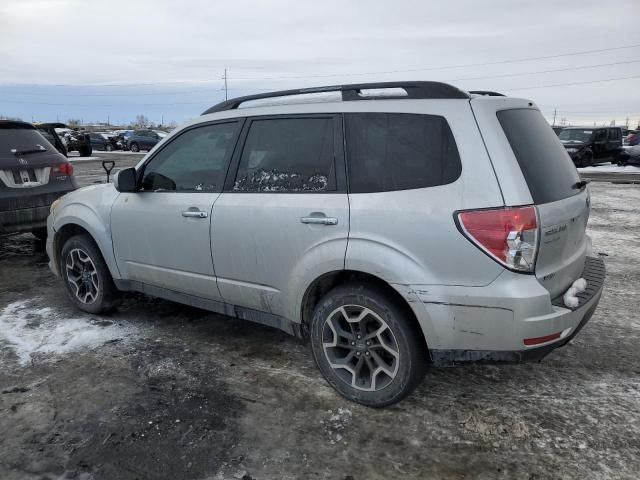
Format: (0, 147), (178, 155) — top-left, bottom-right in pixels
(345, 100), (506, 287)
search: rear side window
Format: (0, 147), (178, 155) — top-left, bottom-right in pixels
(497, 109), (580, 204)
(345, 113), (461, 193)
(233, 117), (335, 192)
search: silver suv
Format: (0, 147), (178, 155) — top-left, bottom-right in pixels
(46, 82), (605, 407)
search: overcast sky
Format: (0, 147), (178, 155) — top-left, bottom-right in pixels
(1, 0), (639, 127)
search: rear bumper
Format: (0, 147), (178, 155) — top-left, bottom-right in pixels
(401, 256), (605, 366)
(0, 189), (73, 234)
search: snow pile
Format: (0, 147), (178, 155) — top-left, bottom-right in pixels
(0, 300), (135, 365)
(563, 278), (588, 308)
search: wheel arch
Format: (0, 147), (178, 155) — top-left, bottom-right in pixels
(299, 270), (431, 356)
(52, 208), (120, 280)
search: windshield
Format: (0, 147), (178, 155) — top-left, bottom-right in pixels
(559, 129), (593, 143)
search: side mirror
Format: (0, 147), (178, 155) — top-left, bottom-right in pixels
(113, 167), (138, 192)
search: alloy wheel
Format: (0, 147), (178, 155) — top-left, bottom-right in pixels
(322, 305), (400, 391)
(65, 248), (99, 304)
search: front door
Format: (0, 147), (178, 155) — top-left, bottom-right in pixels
(111, 120), (242, 300)
(212, 115), (349, 321)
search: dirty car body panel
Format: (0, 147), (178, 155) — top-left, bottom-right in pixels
(47, 84), (605, 376)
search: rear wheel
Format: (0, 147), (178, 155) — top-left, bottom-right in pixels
(60, 234), (119, 314)
(310, 283), (427, 407)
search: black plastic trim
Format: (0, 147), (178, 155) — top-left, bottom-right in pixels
(113, 279), (302, 337)
(202, 81), (470, 114)
(469, 90), (505, 97)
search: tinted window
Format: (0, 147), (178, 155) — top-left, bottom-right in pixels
(141, 122), (238, 192)
(345, 113), (461, 193)
(233, 118), (335, 192)
(497, 109), (580, 204)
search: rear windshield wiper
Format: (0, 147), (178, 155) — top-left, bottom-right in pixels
(573, 180), (590, 190)
(11, 145), (47, 156)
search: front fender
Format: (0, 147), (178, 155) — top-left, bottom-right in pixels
(52, 201), (120, 280)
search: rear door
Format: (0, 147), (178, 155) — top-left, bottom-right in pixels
(211, 114), (349, 320)
(472, 100), (589, 298)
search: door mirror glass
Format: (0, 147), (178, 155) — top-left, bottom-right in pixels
(114, 167), (138, 192)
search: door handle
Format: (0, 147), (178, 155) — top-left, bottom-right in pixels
(182, 210), (208, 218)
(300, 216), (338, 225)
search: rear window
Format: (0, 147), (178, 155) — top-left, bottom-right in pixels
(345, 113), (461, 193)
(497, 109), (580, 204)
(0, 128), (55, 161)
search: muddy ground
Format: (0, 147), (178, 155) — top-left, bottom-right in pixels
(1, 170), (639, 479)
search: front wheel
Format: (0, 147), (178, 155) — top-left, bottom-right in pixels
(129, 142), (140, 152)
(105, 143), (114, 152)
(310, 283), (427, 407)
(60, 234), (119, 314)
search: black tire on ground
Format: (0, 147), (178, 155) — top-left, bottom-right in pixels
(582, 152), (594, 167)
(129, 142), (140, 152)
(105, 143), (114, 152)
(79, 146), (93, 157)
(32, 227), (47, 241)
(59, 234), (119, 314)
(310, 282), (427, 407)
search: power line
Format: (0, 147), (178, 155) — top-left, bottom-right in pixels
(4, 59), (640, 97)
(230, 43), (640, 80)
(501, 74), (640, 91)
(2, 43), (640, 88)
(446, 59), (640, 82)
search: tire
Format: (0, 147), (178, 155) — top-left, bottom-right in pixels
(32, 227), (47, 241)
(582, 151), (594, 167)
(59, 234), (119, 314)
(79, 146), (93, 157)
(310, 283), (427, 407)
(129, 142), (140, 152)
(105, 143), (114, 152)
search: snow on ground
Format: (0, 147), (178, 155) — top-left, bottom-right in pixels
(0, 299), (136, 365)
(97, 150), (145, 156)
(66, 156), (101, 162)
(578, 163), (640, 174)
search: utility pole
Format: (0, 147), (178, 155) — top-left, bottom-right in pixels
(161, 114), (164, 126)
(223, 68), (228, 101)
(625, 117), (629, 129)
(552, 108), (557, 126)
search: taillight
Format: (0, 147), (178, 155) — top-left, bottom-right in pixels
(52, 162), (74, 176)
(457, 206), (539, 272)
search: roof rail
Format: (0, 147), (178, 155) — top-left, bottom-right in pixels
(202, 81), (470, 115)
(469, 90), (505, 97)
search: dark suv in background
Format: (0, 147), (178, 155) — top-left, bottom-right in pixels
(126, 130), (162, 152)
(558, 126), (623, 166)
(0, 121), (76, 239)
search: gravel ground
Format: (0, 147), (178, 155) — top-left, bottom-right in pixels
(0, 176), (638, 480)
